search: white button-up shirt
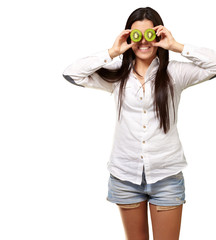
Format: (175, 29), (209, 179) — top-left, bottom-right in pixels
(63, 44), (216, 184)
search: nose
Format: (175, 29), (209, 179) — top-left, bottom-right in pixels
(140, 34), (148, 44)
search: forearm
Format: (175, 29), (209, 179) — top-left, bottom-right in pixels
(181, 44), (216, 69)
(108, 48), (119, 59)
(170, 44), (216, 91)
(170, 41), (184, 53)
(63, 50), (113, 80)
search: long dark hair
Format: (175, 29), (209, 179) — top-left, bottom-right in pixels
(96, 7), (175, 134)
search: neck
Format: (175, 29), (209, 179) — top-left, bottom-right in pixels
(134, 56), (155, 76)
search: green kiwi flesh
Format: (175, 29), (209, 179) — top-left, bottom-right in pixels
(144, 29), (156, 41)
(130, 29), (142, 42)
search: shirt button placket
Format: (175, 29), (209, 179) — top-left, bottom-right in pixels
(141, 108), (147, 162)
(143, 109), (147, 132)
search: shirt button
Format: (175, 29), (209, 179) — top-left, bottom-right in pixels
(143, 125), (146, 128)
(141, 156), (143, 159)
(143, 141), (145, 144)
(186, 52), (190, 55)
(144, 110), (146, 113)
(140, 97), (142, 100)
(104, 59), (107, 63)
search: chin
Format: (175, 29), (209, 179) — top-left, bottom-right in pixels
(136, 52), (157, 62)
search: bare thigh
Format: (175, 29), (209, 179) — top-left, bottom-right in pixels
(117, 200), (149, 240)
(149, 203), (183, 240)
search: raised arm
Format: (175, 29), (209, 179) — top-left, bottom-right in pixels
(62, 29), (138, 93)
(62, 50), (121, 93)
(151, 25), (216, 91)
(169, 44), (216, 91)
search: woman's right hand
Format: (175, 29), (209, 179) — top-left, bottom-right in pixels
(108, 29), (135, 59)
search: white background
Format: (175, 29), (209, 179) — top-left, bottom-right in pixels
(0, 0), (216, 239)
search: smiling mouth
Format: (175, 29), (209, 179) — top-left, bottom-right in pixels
(138, 46), (151, 50)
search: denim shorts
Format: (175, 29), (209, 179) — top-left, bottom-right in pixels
(107, 170), (186, 207)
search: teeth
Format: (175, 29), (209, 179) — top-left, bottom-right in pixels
(139, 47), (150, 50)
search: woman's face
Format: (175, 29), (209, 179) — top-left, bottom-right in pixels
(131, 19), (158, 62)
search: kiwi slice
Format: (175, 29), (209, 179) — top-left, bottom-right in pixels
(130, 29), (142, 42)
(144, 29), (156, 41)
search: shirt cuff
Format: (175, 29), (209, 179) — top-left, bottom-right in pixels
(95, 49), (113, 65)
(181, 44), (195, 58)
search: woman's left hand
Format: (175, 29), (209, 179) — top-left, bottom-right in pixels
(151, 25), (184, 53)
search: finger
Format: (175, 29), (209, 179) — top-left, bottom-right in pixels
(119, 30), (131, 39)
(151, 41), (161, 47)
(130, 41), (135, 47)
(125, 42), (135, 51)
(120, 29), (132, 36)
(153, 25), (168, 36)
(156, 29), (168, 37)
(156, 27), (165, 33)
(152, 25), (164, 31)
(127, 41), (135, 48)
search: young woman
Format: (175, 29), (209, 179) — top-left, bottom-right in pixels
(63, 7), (216, 240)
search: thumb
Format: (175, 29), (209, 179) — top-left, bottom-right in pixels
(151, 42), (160, 47)
(126, 42), (135, 50)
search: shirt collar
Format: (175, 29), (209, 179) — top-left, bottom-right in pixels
(132, 56), (160, 68)
(131, 56), (160, 79)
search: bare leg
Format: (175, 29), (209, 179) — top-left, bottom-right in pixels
(149, 203), (183, 240)
(117, 200), (149, 240)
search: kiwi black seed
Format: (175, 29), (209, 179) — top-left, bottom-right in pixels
(130, 29), (142, 42)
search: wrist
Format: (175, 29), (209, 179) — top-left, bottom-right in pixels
(170, 41), (184, 53)
(108, 48), (119, 59)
